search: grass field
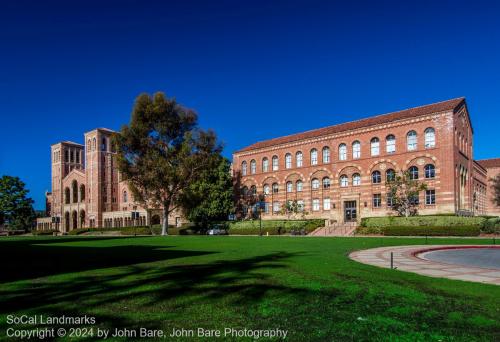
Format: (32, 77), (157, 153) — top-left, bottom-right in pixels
(0, 236), (499, 341)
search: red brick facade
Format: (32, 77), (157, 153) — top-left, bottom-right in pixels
(233, 98), (499, 222)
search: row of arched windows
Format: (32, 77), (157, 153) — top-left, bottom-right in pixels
(241, 128), (436, 175)
(64, 180), (86, 204)
(241, 164), (436, 195)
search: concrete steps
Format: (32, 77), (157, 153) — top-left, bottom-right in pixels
(310, 222), (358, 237)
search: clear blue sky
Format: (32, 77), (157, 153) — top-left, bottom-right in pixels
(1, 0), (500, 209)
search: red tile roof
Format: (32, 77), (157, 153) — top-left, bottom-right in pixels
(235, 97), (465, 153)
(476, 158), (500, 169)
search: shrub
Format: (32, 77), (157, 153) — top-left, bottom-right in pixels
(32, 229), (57, 236)
(355, 227), (383, 235)
(68, 228), (90, 235)
(120, 227), (152, 235)
(228, 219), (325, 235)
(482, 217), (500, 234)
(382, 225), (480, 236)
(361, 216), (486, 228)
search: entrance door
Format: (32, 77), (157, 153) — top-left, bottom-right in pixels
(344, 201), (357, 222)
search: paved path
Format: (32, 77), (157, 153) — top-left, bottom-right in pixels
(349, 245), (500, 285)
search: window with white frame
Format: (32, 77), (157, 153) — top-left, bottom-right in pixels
(407, 131), (417, 151)
(272, 183), (279, 193)
(425, 164), (435, 178)
(310, 149), (318, 165)
(285, 153), (292, 169)
(286, 181), (293, 193)
(386, 169), (395, 182)
(387, 192), (394, 207)
(262, 158), (269, 172)
(273, 202), (280, 212)
(386, 134), (396, 153)
(409, 166), (419, 180)
(322, 177), (330, 189)
(297, 200), (304, 211)
(352, 141), (360, 159)
(312, 199), (320, 211)
(311, 178), (320, 190)
(296, 180), (303, 192)
(323, 198), (331, 210)
(250, 159), (256, 174)
(339, 143), (347, 160)
(340, 175), (348, 187)
(263, 184), (270, 195)
(353, 173), (361, 186)
(372, 170), (381, 184)
(370, 137), (380, 156)
(272, 156), (278, 171)
(424, 128), (435, 148)
(425, 189), (436, 205)
(241, 161), (247, 176)
(322, 147), (330, 163)
(373, 194), (382, 208)
(296, 151), (303, 167)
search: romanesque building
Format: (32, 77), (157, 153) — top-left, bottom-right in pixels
(233, 98), (500, 222)
(36, 128), (182, 231)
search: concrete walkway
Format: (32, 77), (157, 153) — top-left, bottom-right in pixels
(349, 245), (500, 285)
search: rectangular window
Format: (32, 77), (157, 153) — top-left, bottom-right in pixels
(425, 190), (436, 205)
(272, 158), (278, 171)
(386, 193), (394, 208)
(410, 194), (419, 205)
(312, 199), (320, 211)
(273, 202), (280, 213)
(323, 198), (331, 210)
(297, 200), (304, 212)
(373, 194), (381, 208)
(264, 202), (270, 214)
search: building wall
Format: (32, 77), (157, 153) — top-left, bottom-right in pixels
(485, 166), (500, 216)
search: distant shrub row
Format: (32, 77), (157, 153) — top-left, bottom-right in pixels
(227, 219), (325, 235)
(382, 225), (480, 236)
(360, 216), (487, 228)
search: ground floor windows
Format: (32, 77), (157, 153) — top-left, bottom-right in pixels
(312, 199), (320, 211)
(373, 194), (382, 208)
(297, 200), (304, 212)
(323, 198), (331, 210)
(425, 189), (436, 205)
(273, 202), (281, 213)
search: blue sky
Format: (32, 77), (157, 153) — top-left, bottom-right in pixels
(1, 0), (500, 209)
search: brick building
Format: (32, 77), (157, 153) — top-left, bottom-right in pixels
(36, 128), (183, 232)
(233, 98), (500, 222)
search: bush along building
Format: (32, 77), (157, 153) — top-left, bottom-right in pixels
(232, 98), (500, 223)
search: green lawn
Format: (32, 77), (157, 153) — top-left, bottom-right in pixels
(0, 236), (499, 341)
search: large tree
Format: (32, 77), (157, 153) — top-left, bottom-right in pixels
(0, 175), (36, 230)
(180, 156), (234, 227)
(491, 174), (500, 207)
(114, 92), (222, 235)
(386, 170), (427, 217)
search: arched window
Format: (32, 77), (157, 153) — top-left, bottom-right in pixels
(285, 154), (292, 169)
(250, 159), (256, 174)
(263, 184), (270, 195)
(407, 131), (417, 151)
(370, 137), (380, 156)
(250, 185), (257, 195)
(65, 187), (70, 204)
(286, 181), (293, 192)
(262, 158), (269, 172)
(87, 139), (91, 152)
(340, 175), (348, 187)
(352, 141), (361, 159)
(409, 166), (419, 180)
(372, 171), (381, 184)
(386, 135), (396, 153)
(339, 144), (347, 161)
(386, 169), (395, 182)
(296, 151), (303, 167)
(353, 173), (361, 186)
(241, 161), (247, 176)
(80, 184), (85, 202)
(322, 147), (330, 163)
(425, 164), (435, 178)
(101, 137), (107, 151)
(424, 128), (435, 148)
(296, 180), (303, 192)
(272, 183), (279, 193)
(123, 190), (128, 203)
(311, 178), (320, 189)
(322, 177), (330, 189)
(72, 180), (78, 203)
(310, 149), (318, 165)
(92, 137), (96, 151)
(272, 156), (279, 171)
(70, 150), (74, 162)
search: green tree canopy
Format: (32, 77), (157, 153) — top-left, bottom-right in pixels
(180, 156), (234, 227)
(113, 92), (222, 235)
(491, 174), (500, 207)
(386, 171), (427, 217)
(0, 175), (36, 230)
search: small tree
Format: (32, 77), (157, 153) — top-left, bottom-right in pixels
(279, 199), (308, 219)
(114, 92), (222, 235)
(386, 171), (427, 217)
(180, 156), (234, 227)
(0, 175), (36, 230)
(491, 174), (500, 207)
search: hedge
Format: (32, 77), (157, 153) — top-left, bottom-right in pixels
(382, 225), (480, 236)
(360, 216), (487, 228)
(228, 219), (325, 235)
(483, 217), (500, 234)
(32, 229), (58, 236)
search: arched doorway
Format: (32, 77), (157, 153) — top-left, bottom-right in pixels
(79, 210), (85, 228)
(71, 210), (78, 230)
(64, 212), (70, 232)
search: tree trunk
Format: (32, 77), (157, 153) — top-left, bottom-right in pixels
(162, 202), (169, 236)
